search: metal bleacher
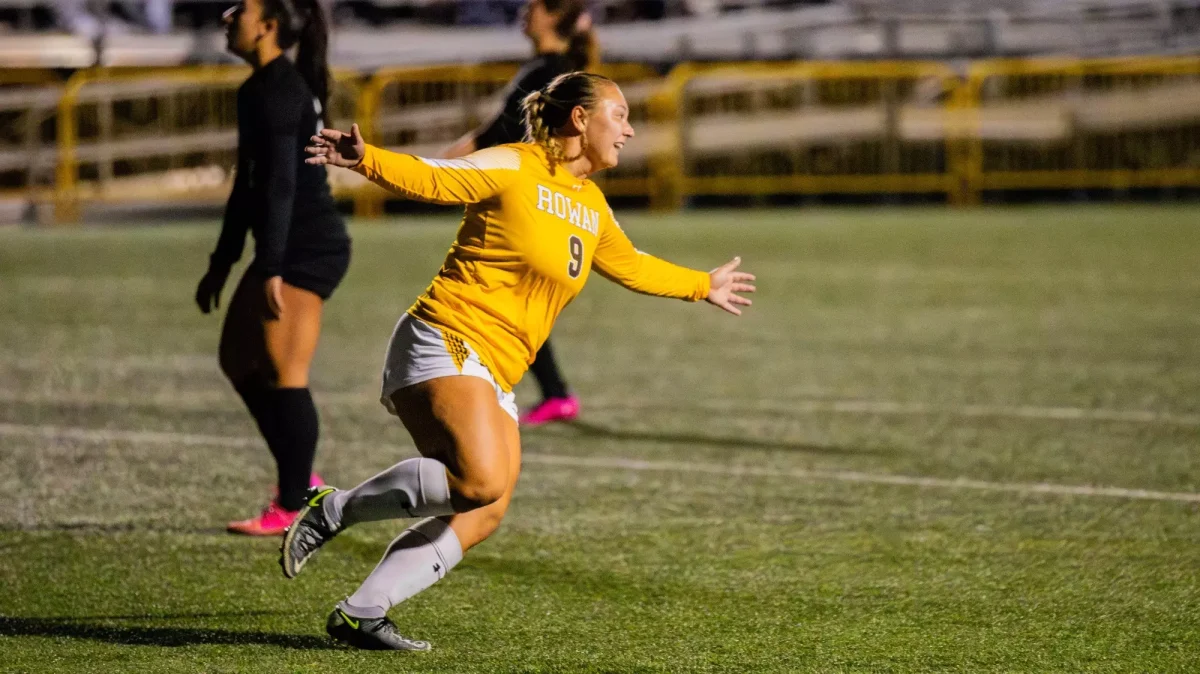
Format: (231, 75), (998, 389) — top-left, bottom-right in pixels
(2, 0), (1200, 222)
(1, 1), (1199, 67)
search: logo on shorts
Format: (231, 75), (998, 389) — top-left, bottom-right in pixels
(442, 331), (470, 371)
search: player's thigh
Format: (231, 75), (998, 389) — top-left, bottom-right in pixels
(499, 411), (520, 493)
(262, 281), (324, 387)
(389, 376), (511, 490)
(218, 269), (269, 382)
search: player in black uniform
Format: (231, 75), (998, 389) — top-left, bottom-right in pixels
(195, 0), (350, 535)
(441, 0), (596, 426)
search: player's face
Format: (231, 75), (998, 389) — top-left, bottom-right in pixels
(521, 0), (556, 42)
(582, 84), (635, 171)
(223, 0), (268, 59)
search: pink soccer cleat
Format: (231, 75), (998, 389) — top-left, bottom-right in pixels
(519, 395), (580, 426)
(226, 500), (300, 536)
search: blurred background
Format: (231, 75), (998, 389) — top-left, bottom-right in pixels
(2, 0), (1200, 223)
(4, 4), (1200, 666)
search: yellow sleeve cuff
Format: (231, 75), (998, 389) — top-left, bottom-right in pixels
(352, 144), (380, 179)
(691, 270), (712, 302)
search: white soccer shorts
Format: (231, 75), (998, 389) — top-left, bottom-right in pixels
(380, 313), (519, 423)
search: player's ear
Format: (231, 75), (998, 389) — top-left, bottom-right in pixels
(260, 15), (278, 39)
(569, 104), (588, 135)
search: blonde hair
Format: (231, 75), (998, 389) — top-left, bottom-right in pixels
(521, 71), (614, 169)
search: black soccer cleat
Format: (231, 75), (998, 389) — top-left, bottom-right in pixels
(280, 486), (339, 579)
(325, 607), (432, 651)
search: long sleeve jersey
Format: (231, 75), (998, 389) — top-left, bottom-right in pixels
(353, 142), (712, 391)
(211, 56), (347, 276)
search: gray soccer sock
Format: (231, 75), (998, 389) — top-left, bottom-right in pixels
(323, 457), (454, 530)
(339, 517), (463, 619)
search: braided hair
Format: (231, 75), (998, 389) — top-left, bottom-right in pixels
(521, 71), (613, 169)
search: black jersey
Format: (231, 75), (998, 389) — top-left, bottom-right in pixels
(474, 53), (573, 149)
(211, 56), (348, 278)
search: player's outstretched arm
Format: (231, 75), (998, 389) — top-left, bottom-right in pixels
(306, 124), (517, 205)
(593, 213), (756, 315)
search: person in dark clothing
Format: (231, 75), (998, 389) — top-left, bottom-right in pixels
(195, 0), (350, 536)
(441, 0), (597, 426)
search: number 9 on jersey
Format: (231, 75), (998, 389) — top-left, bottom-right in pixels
(567, 235), (584, 279)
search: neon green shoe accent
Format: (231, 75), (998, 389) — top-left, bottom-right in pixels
(308, 487), (336, 508)
(337, 609), (360, 630)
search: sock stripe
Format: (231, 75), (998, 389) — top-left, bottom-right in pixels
(408, 526), (448, 574)
(409, 517), (461, 578)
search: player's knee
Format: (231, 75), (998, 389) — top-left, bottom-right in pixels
(453, 473), (507, 512)
(473, 504), (508, 542)
(273, 367), (309, 388)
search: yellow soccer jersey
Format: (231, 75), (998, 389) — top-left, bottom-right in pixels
(353, 142), (711, 391)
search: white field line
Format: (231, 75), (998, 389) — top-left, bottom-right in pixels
(2, 422), (1198, 504)
(755, 261), (1200, 292)
(631, 398), (1200, 428)
(523, 454), (1200, 503)
(0, 354), (215, 371)
(3, 352), (1189, 378)
(13, 277), (173, 294)
(3, 389), (1198, 428)
(0, 423), (262, 449)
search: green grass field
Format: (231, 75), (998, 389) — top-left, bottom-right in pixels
(2, 205), (1199, 673)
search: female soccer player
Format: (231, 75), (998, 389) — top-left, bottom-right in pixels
(195, 0), (350, 536)
(283, 72), (755, 651)
(441, 0), (598, 426)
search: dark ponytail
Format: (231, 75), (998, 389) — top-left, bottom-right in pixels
(263, 0), (331, 115)
(543, 0), (599, 71)
(565, 28), (597, 71)
(294, 0), (330, 117)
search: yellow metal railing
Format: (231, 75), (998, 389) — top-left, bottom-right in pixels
(0, 69), (64, 202)
(652, 60), (963, 208)
(52, 66), (361, 223)
(962, 56), (1200, 201)
(12, 55), (1199, 222)
(0, 68), (61, 86)
(54, 66), (247, 222)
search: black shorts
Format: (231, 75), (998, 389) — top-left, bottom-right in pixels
(253, 243), (351, 301)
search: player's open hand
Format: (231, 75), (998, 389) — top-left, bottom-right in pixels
(706, 256), (756, 316)
(195, 265), (230, 314)
(305, 123), (366, 168)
